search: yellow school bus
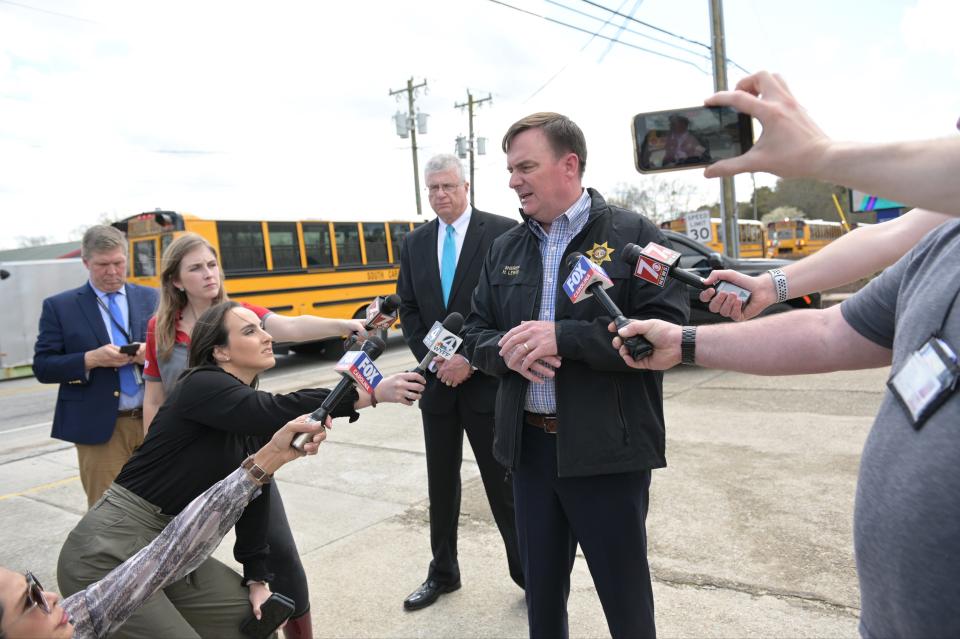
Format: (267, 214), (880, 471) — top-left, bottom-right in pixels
(115, 210), (421, 327)
(660, 217), (766, 258)
(767, 219), (843, 258)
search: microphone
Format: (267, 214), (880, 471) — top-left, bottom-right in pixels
(563, 253), (653, 360)
(621, 242), (752, 304)
(345, 294), (402, 349)
(411, 312), (464, 377)
(291, 336), (386, 451)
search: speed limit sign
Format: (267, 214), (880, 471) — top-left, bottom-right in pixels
(684, 210), (712, 243)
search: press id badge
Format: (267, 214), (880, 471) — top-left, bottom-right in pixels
(888, 336), (960, 429)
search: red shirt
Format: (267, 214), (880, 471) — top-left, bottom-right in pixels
(144, 302), (271, 379)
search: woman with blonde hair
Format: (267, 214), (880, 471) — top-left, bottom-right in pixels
(141, 234), (367, 638)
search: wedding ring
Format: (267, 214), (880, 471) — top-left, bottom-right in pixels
(523, 342), (530, 351)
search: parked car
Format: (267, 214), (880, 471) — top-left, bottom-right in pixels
(661, 229), (821, 325)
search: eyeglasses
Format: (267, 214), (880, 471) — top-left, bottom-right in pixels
(426, 183), (462, 195)
(5, 572), (52, 631)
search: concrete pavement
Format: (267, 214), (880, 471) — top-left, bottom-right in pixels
(0, 351), (887, 638)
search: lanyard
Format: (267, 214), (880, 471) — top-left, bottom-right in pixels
(96, 294), (133, 343)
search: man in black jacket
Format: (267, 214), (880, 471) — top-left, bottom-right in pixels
(463, 113), (688, 638)
(396, 153), (523, 611)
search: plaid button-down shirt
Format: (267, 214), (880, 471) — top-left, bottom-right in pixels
(524, 189), (592, 414)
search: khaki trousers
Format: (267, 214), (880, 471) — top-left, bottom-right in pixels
(57, 483), (261, 639)
(76, 414), (144, 508)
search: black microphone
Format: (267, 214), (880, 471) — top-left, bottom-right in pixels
(563, 253), (653, 360)
(411, 312), (464, 377)
(622, 242), (751, 304)
(345, 294), (402, 349)
(291, 336), (386, 451)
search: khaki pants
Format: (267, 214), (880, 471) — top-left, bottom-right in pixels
(57, 483), (262, 639)
(76, 414), (144, 508)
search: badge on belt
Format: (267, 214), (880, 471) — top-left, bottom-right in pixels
(888, 335), (959, 429)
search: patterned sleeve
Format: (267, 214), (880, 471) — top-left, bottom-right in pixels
(61, 468), (260, 638)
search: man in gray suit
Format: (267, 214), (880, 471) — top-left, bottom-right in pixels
(396, 154), (522, 610)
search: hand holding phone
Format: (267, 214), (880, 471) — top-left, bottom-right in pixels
(240, 593), (296, 639)
(632, 106), (753, 173)
(119, 343), (140, 356)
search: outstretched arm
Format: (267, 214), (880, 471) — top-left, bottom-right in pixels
(702, 208), (950, 320)
(704, 71), (960, 216)
(610, 304), (891, 375)
(62, 418), (327, 638)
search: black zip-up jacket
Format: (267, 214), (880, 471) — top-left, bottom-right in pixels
(463, 189), (689, 477)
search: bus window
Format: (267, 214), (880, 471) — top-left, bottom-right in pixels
(363, 223), (389, 264)
(390, 224), (412, 261)
(133, 239), (157, 277)
(160, 234), (173, 260)
(334, 222), (362, 266)
(268, 222), (302, 271)
(303, 223), (333, 268)
(218, 221), (267, 274)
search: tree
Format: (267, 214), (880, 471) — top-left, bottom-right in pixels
(606, 177), (702, 224)
(769, 178), (849, 222)
(16, 235), (54, 247)
(762, 206), (805, 224)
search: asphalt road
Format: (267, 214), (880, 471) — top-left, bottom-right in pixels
(0, 323), (888, 637)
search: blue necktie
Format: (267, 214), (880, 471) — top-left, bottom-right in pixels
(441, 224), (457, 306)
(107, 292), (140, 396)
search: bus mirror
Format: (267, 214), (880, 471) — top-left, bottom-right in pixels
(707, 252), (724, 270)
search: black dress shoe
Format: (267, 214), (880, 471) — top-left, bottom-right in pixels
(403, 579), (462, 611)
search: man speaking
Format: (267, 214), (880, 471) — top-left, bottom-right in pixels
(396, 153), (521, 611)
(463, 113), (688, 638)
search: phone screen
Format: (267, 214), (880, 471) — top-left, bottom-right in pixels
(632, 106), (753, 173)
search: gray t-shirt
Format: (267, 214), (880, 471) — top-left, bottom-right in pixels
(841, 219), (960, 638)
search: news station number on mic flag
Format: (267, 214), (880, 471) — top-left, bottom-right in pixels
(684, 210), (712, 243)
(423, 321), (464, 359)
(333, 351), (383, 396)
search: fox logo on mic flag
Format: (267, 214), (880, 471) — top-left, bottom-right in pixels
(563, 254), (613, 303)
(334, 350), (383, 396)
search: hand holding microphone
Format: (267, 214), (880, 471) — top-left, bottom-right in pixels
(345, 294), (402, 349)
(411, 312), (464, 377)
(291, 336), (386, 451)
(563, 253), (653, 361)
(621, 242), (752, 305)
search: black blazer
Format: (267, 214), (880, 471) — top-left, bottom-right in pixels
(396, 209), (517, 414)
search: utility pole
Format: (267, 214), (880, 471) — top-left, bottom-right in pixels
(708, 0), (739, 258)
(390, 77), (428, 216)
(454, 90), (492, 208)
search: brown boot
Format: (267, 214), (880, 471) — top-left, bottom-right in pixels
(283, 610), (313, 639)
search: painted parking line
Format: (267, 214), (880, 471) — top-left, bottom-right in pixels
(0, 475), (80, 501)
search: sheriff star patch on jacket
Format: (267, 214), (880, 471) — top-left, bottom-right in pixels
(587, 242), (614, 266)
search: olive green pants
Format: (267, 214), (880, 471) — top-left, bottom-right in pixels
(57, 483), (273, 639)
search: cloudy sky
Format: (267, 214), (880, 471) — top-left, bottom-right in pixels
(1, 0), (958, 249)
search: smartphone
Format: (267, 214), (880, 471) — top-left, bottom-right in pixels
(240, 593), (296, 639)
(632, 106), (753, 173)
(119, 343), (140, 356)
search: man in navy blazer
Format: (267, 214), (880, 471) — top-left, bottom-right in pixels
(396, 154), (523, 611)
(34, 225), (159, 507)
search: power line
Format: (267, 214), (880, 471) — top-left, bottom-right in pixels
(597, 0), (644, 62)
(577, 0), (751, 74)
(546, 0), (709, 62)
(525, 0), (633, 102)
(485, 0), (710, 74)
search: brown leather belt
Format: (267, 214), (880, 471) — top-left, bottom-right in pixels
(117, 408), (142, 419)
(524, 412), (558, 434)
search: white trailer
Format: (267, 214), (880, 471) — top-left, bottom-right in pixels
(0, 259), (88, 380)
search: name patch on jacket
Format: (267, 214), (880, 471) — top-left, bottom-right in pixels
(501, 265), (520, 276)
